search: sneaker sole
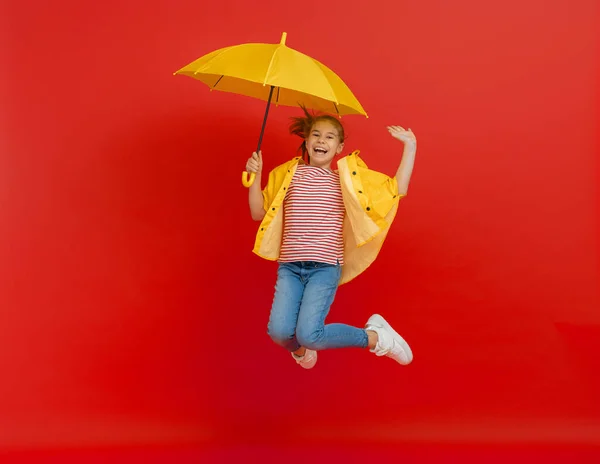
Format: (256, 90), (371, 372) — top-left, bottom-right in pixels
(367, 314), (413, 365)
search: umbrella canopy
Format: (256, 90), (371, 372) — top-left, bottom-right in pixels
(174, 32), (367, 186)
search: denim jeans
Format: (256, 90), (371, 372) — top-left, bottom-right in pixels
(267, 261), (369, 351)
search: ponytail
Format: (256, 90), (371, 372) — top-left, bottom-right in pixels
(289, 105), (315, 159)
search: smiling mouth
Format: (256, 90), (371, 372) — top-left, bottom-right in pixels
(313, 147), (328, 155)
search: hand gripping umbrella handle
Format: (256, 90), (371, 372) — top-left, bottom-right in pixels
(242, 171), (256, 187)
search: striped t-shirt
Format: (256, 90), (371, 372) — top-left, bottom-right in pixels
(279, 164), (345, 265)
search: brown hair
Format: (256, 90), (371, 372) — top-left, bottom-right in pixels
(289, 105), (346, 159)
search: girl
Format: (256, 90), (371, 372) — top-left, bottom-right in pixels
(245, 107), (417, 369)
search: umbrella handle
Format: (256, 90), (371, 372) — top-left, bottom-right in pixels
(242, 171), (256, 188)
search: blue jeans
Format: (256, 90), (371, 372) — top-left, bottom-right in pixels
(267, 261), (369, 351)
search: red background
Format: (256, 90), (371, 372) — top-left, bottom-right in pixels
(1, 0), (599, 461)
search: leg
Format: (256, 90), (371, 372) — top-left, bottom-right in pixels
(295, 263), (369, 351)
(267, 263), (304, 352)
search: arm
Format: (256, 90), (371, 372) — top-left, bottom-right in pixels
(246, 151), (266, 221)
(388, 125), (417, 196)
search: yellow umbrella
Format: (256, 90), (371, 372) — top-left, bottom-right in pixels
(174, 32), (367, 187)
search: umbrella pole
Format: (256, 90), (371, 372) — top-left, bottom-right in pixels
(256, 85), (275, 152)
(242, 85), (275, 188)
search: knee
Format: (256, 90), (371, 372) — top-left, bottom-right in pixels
(267, 322), (295, 348)
(296, 325), (323, 351)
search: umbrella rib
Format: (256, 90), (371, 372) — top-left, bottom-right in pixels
(310, 60), (340, 112)
(326, 75), (339, 106)
(212, 75), (224, 89)
(191, 47), (230, 75)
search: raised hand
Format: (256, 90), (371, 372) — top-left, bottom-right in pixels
(387, 126), (417, 148)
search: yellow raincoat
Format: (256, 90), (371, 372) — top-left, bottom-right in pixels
(253, 151), (404, 285)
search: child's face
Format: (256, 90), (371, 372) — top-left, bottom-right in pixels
(305, 120), (344, 169)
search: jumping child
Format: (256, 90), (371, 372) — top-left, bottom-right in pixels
(245, 107), (417, 369)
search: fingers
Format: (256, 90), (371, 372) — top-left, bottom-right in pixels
(387, 125), (414, 134)
(246, 160), (260, 173)
(247, 151), (263, 173)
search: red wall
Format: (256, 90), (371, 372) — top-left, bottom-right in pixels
(1, 0), (598, 450)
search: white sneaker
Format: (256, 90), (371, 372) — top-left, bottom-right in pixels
(291, 349), (317, 369)
(365, 314), (413, 365)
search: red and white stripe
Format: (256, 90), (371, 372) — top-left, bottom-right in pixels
(279, 165), (345, 265)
